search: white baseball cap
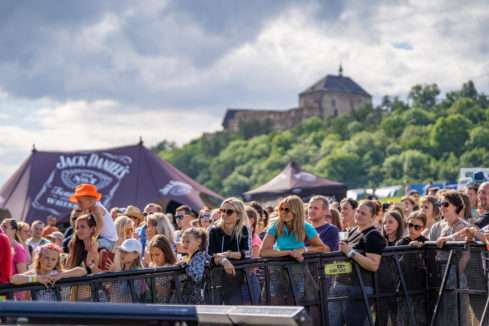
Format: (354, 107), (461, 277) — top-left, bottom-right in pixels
(119, 238), (142, 255)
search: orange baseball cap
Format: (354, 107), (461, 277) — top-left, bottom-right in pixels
(69, 184), (102, 203)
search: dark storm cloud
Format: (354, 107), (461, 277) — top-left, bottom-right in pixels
(0, 0), (348, 111)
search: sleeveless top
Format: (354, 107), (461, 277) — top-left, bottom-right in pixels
(96, 202), (118, 242)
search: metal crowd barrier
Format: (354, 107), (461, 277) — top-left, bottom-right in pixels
(0, 242), (487, 326)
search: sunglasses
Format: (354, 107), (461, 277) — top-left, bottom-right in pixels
(408, 223), (424, 231)
(201, 214), (211, 220)
(219, 208), (235, 216)
(175, 215), (185, 221)
(440, 201), (450, 208)
(279, 207), (291, 213)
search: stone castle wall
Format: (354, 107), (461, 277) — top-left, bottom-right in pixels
(223, 77), (372, 132)
(224, 106), (322, 132)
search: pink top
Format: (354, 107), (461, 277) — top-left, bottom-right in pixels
(252, 234), (262, 251)
(12, 242), (28, 275)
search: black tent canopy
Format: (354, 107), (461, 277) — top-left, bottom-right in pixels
(242, 162), (347, 204)
(0, 142), (223, 224)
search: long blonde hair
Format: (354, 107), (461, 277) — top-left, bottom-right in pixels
(115, 215), (133, 243)
(275, 195), (306, 241)
(147, 213), (176, 243)
(218, 197), (250, 241)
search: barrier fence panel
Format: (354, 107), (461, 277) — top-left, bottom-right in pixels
(0, 242), (487, 326)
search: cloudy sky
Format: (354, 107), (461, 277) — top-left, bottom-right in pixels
(1, 0), (488, 183)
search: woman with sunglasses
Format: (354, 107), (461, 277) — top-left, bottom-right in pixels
(396, 211), (429, 326)
(397, 211), (428, 245)
(260, 195), (327, 305)
(431, 191), (470, 324)
(195, 210), (212, 229)
(207, 197), (252, 304)
(429, 191), (469, 244)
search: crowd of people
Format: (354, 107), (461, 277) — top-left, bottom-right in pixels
(1, 182), (489, 325)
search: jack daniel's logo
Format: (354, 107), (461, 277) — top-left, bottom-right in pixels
(32, 152), (132, 216)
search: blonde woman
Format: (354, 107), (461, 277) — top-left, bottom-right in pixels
(260, 195), (327, 304)
(114, 216), (135, 247)
(143, 213), (175, 266)
(207, 197), (252, 304)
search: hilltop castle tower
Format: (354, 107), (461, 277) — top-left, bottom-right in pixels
(222, 68), (372, 132)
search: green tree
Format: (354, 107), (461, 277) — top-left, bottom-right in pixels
(466, 127), (489, 149)
(401, 150), (433, 182)
(383, 155), (403, 181)
(315, 151), (364, 188)
(430, 114), (471, 156)
(460, 148), (489, 167)
(223, 171), (251, 196)
(380, 115), (405, 138)
(437, 153), (459, 182)
(408, 84), (440, 109)
(401, 108), (433, 126)
(399, 125), (431, 151)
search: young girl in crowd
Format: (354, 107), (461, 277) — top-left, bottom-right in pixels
(260, 195), (327, 305)
(207, 197), (251, 304)
(382, 211), (404, 246)
(377, 210), (404, 326)
(144, 213), (175, 266)
(148, 235), (177, 303)
(180, 227), (208, 304)
(244, 205), (262, 304)
(11, 243), (86, 301)
(1, 219), (28, 275)
(107, 238), (147, 303)
(249, 201), (269, 240)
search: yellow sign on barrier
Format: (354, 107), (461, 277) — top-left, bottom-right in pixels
(324, 261), (352, 275)
(0, 295), (6, 302)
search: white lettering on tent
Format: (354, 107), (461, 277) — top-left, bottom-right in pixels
(32, 152), (133, 216)
(294, 172), (316, 182)
(56, 155), (87, 169)
(160, 181), (192, 196)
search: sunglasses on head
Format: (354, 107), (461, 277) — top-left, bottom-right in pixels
(219, 208), (235, 216)
(408, 223), (424, 231)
